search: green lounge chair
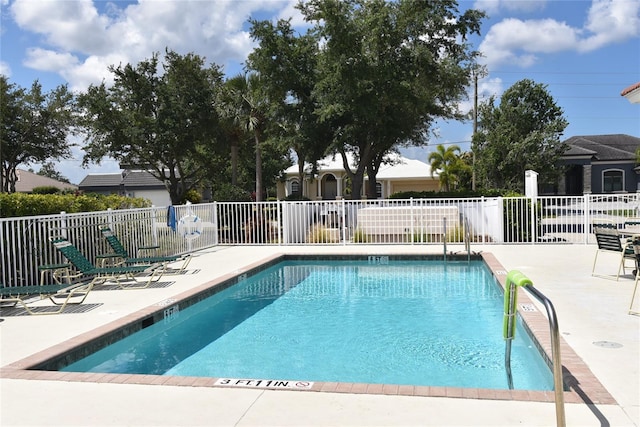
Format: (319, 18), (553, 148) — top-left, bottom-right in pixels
(50, 237), (165, 290)
(0, 282), (93, 315)
(98, 226), (192, 272)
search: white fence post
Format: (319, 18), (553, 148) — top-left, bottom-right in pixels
(60, 211), (68, 239)
(583, 194), (590, 244)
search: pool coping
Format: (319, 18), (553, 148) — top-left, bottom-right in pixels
(0, 252), (616, 406)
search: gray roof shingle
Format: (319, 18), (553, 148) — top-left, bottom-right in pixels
(562, 134), (640, 161)
(79, 171), (165, 190)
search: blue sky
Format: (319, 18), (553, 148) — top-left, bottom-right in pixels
(1, 0), (639, 185)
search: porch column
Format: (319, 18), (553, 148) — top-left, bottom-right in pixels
(317, 177), (322, 200)
(336, 177), (343, 198)
(583, 165), (592, 194)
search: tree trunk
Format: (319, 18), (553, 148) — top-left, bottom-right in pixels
(230, 139), (239, 186)
(254, 131), (263, 202)
(365, 169), (378, 199)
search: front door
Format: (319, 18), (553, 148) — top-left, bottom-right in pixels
(322, 175), (337, 200)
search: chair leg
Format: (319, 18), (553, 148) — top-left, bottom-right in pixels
(630, 275), (640, 315)
(592, 251), (600, 276)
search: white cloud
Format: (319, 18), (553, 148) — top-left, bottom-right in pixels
(579, 0), (640, 51)
(478, 0), (640, 69)
(9, 0), (293, 91)
(23, 48), (79, 73)
(473, 0), (547, 15)
(0, 61), (11, 77)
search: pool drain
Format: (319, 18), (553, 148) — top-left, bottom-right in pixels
(593, 341), (623, 349)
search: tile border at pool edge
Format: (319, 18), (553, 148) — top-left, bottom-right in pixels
(0, 251), (616, 406)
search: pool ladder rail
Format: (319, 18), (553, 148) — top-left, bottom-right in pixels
(442, 216), (477, 261)
(503, 270), (566, 427)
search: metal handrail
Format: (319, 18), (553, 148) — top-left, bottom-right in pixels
(504, 270), (565, 427)
(464, 215), (471, 262)
(442, 217), (447, 261)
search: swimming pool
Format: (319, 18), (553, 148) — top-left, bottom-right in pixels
(59, 257), (554, 391)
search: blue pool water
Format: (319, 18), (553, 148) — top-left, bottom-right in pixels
(61, 259), (554, 390)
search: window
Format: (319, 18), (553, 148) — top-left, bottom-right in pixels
(376, 182), (383, 199)
(603, 169), (624, 192)
(290, 180), (300, 196)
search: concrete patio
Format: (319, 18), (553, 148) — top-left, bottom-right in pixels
(1, 243), (638, 426)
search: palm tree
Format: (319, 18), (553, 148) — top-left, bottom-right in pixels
(218, 73), (268, 201)
(218, 76), (249, 187)
(428, 144), (462, 192)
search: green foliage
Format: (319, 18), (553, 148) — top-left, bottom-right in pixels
(213, 183), (252, 202)
(31, 186), (62, 195)
(428, 144), (469, 192)
(306, 224), (339, 243)
(37, 161), (70, 183)
(0, 193), (151, 218)
(284, 194), (311, 201)
(388, 189), (518, 199)
(182, 189), (202, 204)
(352, 227), (369, 243)
(445, 225), (465, 243)
(78, 50), (224, 205)
(1, 76), (76, 193)
(249, 0), (485, 199)
(473, 79), (568, 192)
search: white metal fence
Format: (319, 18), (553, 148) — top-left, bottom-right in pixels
(3, 194), (640, 288)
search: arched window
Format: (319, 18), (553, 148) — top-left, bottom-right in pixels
(603, 169), (624, 193)
(290, 180), (300, 196)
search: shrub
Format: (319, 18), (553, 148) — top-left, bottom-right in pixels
(307, 224), (339, 243)
(31, 186), (62, 195)
(284, 194), (311, 201)
(352, 228), (370, 243)
(0, 193), (151, 217)
(388, 189), (519, 199)
(182, 189), (202, 204)
(214, 183), (252, 202)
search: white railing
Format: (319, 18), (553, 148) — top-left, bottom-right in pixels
(2, 194), (640, 288)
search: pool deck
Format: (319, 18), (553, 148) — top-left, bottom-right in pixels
(1, 244), (638, 426)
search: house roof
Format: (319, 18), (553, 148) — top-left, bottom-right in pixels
(284, 153), (436, 179)
(78, 173), (123, 188)
(122, 171), (166, 188)
(562, 134), (640, 161)
(14, 169), (78, 193)
(377, 157), (435, 179)
(621, 82), (640, 104)
(621, 82), (640, 96)
(79, 171), (165, 189)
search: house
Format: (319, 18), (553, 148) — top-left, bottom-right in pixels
(78, 171), (171, 207)
(13, 168), (77, 193)
(277, 153), (439, 200)
(621, 82), (640, 104)
(558, 134), (640, 195)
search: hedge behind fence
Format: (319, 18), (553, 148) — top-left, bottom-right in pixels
(0, 193), (152, 218)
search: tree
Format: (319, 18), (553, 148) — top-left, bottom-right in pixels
(216, 73), (270, 201)
(218, 75), (251, 187)
(428, 144), (467, 192)
(0, 76), (75, 193)
(78, 50), (224, 204)
(473, 79), (568, 191)
(246, 0), (485, 200)
(37, 161), (70, 184)
(247, 18), (329, 198)
(295, 0), (484, 199)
